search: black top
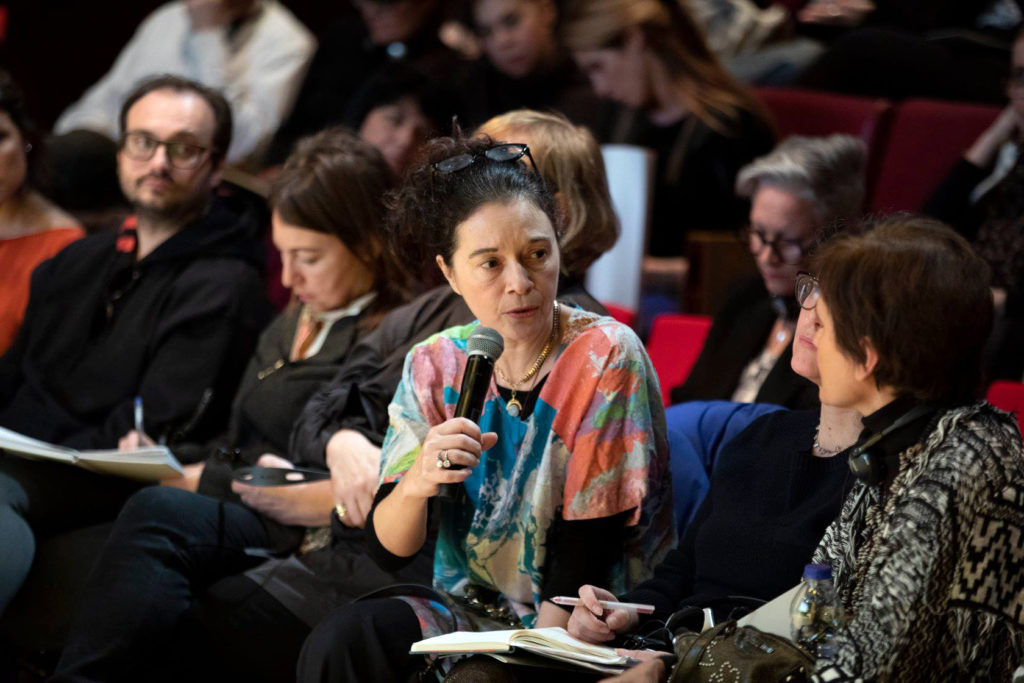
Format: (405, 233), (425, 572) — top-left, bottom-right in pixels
(599, 107), (775, 256)
(621, 410), (852, 620)
(455, 52), (601, 132)
(670, 275), (820, 410)
(289, 280), (607, 469)
(0, 189), (270, 449)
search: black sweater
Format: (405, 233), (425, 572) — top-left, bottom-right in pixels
(622, 410), (852, 620)
(0, 190), (270, 449)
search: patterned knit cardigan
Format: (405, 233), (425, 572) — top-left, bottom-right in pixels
(811, 402), (1024, 682)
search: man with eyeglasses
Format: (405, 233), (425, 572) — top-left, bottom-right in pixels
(0, 75), (270, 616)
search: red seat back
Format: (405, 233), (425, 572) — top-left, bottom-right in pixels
(755, 88), (893, 207)
(603, 303), (637, 330)
(870, 99), (1001, 214)
(986, 380), (1024, 435)
(646, 314), (713, 406)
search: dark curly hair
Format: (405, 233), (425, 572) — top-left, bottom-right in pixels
(386, 134), (559, 271)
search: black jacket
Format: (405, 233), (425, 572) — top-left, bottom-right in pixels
(670, 275), (819, 409)
(289, 280), (606, 469)
(194, 306), (365, 501)
(0, 190), (271, 449)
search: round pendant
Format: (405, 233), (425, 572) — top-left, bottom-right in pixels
(506, 398), (522, 417)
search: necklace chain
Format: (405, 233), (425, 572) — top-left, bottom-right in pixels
(813, 425), (843, 456)
(495, 301), (560, 416)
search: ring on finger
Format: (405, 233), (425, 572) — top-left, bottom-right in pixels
(437, 449), (452, 469)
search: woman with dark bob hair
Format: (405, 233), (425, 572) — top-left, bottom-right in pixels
(295, 135), (675, 682)
(594, 216), (1024, 683)
(804, 216), (1024, 681)
(51, 128), (412, 681)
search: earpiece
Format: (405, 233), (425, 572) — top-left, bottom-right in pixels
(847, 404), (934, 485)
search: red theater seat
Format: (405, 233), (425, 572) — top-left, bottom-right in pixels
(986, 380), (1024, 435)
(646, 314), (713, 406)
(603, 303), (637, 329)
(869, 99), (1001, 214)
(755, 88), (893, 205)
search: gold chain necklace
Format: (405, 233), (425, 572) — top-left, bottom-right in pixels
(495, 301), (560, 418)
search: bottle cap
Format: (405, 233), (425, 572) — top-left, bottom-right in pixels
(803, 563), (832, 581)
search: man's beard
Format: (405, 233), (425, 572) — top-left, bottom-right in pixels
(133, 175), (212, 226)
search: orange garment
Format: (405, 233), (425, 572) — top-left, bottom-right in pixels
(0, 226), (85, 354)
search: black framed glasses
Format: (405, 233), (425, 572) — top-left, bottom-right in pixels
(121, 132), (213, 170)
(741, 226), (814, 266)
(795, 271), (820, 310)
(433, 142), (537, 175)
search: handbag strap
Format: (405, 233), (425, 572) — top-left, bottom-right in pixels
(675, 620), (737, 680)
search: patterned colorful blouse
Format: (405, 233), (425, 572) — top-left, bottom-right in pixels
(379, 306), (675, 630)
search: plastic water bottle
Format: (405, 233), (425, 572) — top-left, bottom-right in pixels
(790, 563), (842, 659)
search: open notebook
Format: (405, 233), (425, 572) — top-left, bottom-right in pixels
(411, 626), (633, 675)
(0, 426), (183, 481)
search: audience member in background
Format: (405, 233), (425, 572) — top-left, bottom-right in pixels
(54, 0), (314, 168)
(687, 0), (824, 86)
(567, 276), (861, 677)
(266, 0), (461, 166)
(456, 0), (600, 130)
(342, 63), (445, 176)
(0, 71), (83, 356)
(0, 75), (269, 615)
(671, 134), (865, 409)
(926, 28), (1024, 380)
(796, 0), (1017, 103)
(51, 129), (409, 683)
(562, 0), (774, 258)
(295, 133), (673, 683)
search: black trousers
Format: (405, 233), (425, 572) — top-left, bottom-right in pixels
(297, 598), (425, 683)
(0, 454), (141, 615)
(51, 487), (304, 682)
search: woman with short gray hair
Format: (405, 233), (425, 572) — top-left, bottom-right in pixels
(670, 133), (866, 408)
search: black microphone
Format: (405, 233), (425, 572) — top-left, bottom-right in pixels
(437, 326), (504, 501)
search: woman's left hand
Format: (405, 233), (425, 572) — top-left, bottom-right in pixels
(231, 454), (334, 527)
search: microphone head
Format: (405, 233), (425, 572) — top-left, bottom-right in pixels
(467, 326), (504, 361)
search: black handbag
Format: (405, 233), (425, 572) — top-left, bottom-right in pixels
(668, 620), (815, 683)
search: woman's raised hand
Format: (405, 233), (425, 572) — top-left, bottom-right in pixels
(568, 585), (641, 643)
(398, 417), (498, 500)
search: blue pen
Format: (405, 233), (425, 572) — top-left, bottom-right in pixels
(134, 396), (144, 436)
